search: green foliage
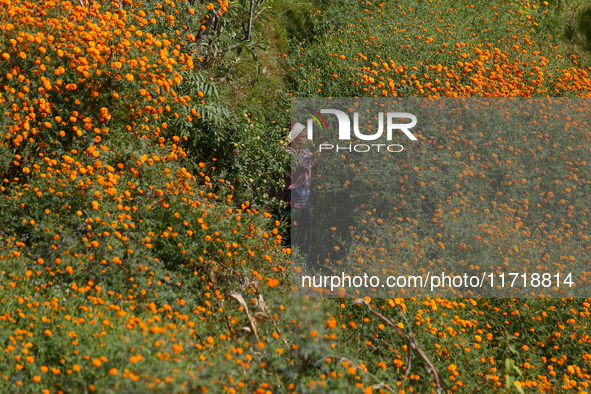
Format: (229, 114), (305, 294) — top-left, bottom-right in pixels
(180, 103), (292, 208)
(535, 0), (591, 67)
(287, 0), (590, 98)
(274, 0), (317, 44)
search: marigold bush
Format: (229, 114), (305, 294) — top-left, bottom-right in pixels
(0, 0), (590, 393)
(0, 0), (292, 392)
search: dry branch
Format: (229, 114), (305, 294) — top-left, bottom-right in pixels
(230, 291), (260, 341)
(353, 298), (449, 394)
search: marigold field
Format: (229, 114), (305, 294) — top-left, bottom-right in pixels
(0, 0), (590, 393)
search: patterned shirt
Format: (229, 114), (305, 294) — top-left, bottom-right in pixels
(286, 147), (316, 208)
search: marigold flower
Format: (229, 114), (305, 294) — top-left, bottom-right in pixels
(266, 278), (279, 288)
(327, 318), (337, 328)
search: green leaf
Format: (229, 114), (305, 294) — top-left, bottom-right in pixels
(248, 47), (258, 62)
(513, 381), (525, 394)
(505, 375), (514, 388)
(505, 358), (513, 371)
(508, 344), (517, 354)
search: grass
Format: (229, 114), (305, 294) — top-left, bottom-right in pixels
(539, 0), (591, 68)
(217, 17), (287, 114)
(215, 0), (317, 114)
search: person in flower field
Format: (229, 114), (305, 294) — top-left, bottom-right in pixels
(275, 122), (322, 266)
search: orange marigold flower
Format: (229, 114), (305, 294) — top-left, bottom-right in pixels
(327, 318), (337, 328)
(266, 278), (279, 288)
